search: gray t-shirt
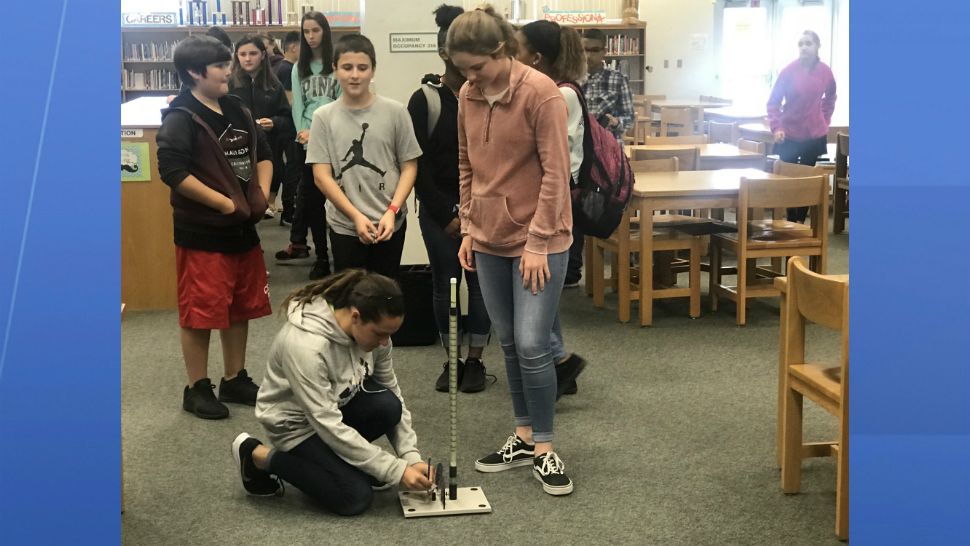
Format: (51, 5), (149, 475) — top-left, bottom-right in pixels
(306, 96), (422, 236)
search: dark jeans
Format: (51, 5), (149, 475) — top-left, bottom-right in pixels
(565, 219), (584, 284)
(775, 135), (828, 223)
(267, 382), (402, 516)
(329, 222), (407, 279)
(418, 213), (490, 349)
(269, 138), (285, 196)
(289, 150), (329, 263)
(279, 140), (302, 221)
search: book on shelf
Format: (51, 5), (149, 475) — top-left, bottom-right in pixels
(124, 68), (180, 90)
(124, 40), (180, 62)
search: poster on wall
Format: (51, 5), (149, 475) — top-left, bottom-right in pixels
(121, 142), (151, 183)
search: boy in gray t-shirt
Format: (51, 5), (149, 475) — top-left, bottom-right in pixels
(306, 34), (422, 278)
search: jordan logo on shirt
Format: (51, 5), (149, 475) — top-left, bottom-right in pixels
(336, 123), (386, 181)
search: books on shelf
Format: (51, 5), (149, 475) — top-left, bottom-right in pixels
(123, 68), (180, 90)
(124, 40), (180, 62)
(605, 34), (640, 56)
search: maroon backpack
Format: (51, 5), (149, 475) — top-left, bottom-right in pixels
(559, 82), (634, 238)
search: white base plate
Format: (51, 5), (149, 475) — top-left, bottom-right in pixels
(399, 487), (492, 518)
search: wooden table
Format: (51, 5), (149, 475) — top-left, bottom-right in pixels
(773, 274), (849, 467)
(633, 168), (785, 326)
(704, 106), (766, 124)
(627, 143), (766, 170)
(651, 99), (727, 112)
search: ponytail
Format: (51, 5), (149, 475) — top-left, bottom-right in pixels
(519, 20), (585, 83)
(282, 269), (405, 323)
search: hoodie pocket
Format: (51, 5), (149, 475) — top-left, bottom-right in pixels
(468, 194), (529, 248)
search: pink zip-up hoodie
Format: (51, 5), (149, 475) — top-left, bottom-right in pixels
(457, 59), (573, 257)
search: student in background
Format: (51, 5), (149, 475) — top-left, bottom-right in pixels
(448, 6), (584, 497)
(307, 34), (421, 280)
(156, 36), (273, 420)
(228, 35), (292, 220)
(260, 33), (284, 72)
(275, 11), (341, 281)
(407, 4), (492, 394)
(767, 30), (837, 223)
(571, 28), (635, 288)
(275, 30), (302, 225)
(514, 19), (590, 398)
(232, 270), (433, 514)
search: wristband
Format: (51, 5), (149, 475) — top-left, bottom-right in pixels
(387, 203), (400, 214)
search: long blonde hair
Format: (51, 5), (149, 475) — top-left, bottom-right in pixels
(445, 4), (517, 58)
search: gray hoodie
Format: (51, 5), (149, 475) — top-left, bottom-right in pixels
(255, 299), (422, 485)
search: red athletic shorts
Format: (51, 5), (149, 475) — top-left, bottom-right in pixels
(176, 245), (272, 329)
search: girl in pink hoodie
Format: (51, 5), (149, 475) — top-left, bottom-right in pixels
(448, 6), (585, 497)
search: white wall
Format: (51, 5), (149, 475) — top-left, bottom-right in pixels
(362, 0), (450, 264)
(640, 0), (718, 98)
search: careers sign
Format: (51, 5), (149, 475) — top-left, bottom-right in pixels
(122, 12), (178, 27)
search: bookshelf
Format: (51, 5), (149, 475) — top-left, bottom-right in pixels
(567, 22), (647, 95)
(120, 25), (360, 102)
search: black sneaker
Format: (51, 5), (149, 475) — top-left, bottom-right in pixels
(435, 359), (464, 392)
(475, 434), (535, 473)
(275, 244), (311, 261)
(219, 369), (259, 406)
(555, 354), (588, 401)
(231, 433), (284, 497)
(533, 451), (573, 495)
(309, 260), (332, 280)
(183, 378), (229, 419)
(460, 358), (487, 393)
(563, 380), (578, 395)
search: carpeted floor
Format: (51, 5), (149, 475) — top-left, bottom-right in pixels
(122, 216), (848, 545)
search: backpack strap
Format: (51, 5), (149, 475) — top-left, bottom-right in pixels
(421, 83), (442, 138)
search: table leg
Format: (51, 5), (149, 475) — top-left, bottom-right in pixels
(639, 199), (655, 326)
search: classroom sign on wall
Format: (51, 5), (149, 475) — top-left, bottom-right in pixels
(121, 142), (151, 182)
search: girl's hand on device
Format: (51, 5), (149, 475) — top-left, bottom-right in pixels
(458, 236), (475, 271)
(520, 250), (550, 295)
(257, 118), (274, 131)
(400, 463), (433, 491)
(354, 214), (378, 245)
(376, 210), (396, 242)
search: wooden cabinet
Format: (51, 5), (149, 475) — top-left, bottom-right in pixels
(568, 22), (647, 95)
(121, 25), (360, 102)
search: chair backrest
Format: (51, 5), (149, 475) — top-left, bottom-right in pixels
(708, 120), (738, 143)
(643, 135), (708, 145)
(633, 147), (700, 171)
(772, 159), (827, 178)
(629, 157), (679, 172)
(737, 138), (767, 154)
(741, 175), (827, 211)
(784, 256), (849, 384)
(835, 132), (849, 181)
(659, 106), (697, 136)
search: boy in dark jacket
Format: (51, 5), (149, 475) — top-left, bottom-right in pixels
(156, 36), (274, 420)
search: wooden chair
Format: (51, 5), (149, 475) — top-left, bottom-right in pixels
(633, 146), (700, 171)
(659, 106), (700, 136)
(832, 132), (849, 234)
(737, 138), (767, 154)
(709, 175), (829, 325)
(707, 120), (738, 144)
(589, 157), (706, 322)
(778, 256), (849, 540)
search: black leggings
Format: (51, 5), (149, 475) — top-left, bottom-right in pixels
(329, 222), (406, 279)
(289, 149), (329, 263)
(775, 135), (828, 222)
(268, 383), (403, 516)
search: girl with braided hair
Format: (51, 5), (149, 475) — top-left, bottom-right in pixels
(230, 269), (432, 515)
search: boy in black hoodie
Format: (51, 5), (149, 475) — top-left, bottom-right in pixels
(156, 36), (274, 420)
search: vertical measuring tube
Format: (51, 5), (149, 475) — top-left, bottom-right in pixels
(449, 278), (458, 500)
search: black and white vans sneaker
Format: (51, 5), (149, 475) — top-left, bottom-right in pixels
(474, 434), (535, 472)
(533, 451), (573, 495)
(231, 433), (284, 497)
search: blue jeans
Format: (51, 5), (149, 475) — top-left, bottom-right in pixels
(474, 250), (568, 443)
(419, 213), (491, 349)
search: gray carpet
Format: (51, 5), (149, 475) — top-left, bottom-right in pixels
(122, 217), (848, 545)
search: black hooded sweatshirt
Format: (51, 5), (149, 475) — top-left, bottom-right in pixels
(156, 89), (272, 253)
